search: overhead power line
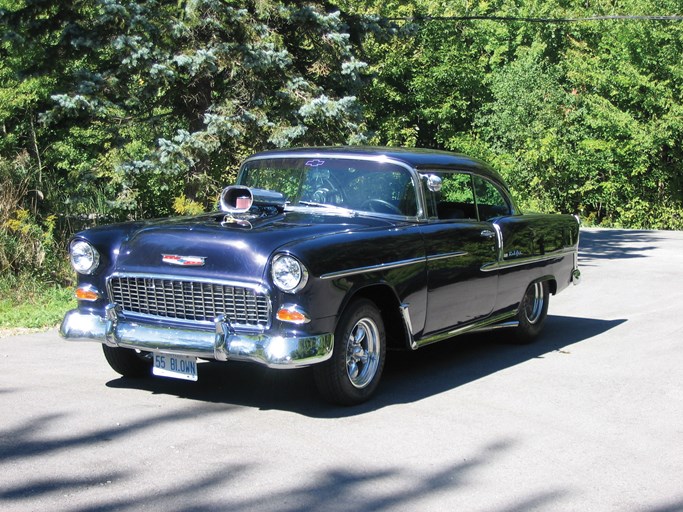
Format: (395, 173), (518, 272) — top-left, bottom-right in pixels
(384, 15), (683, 24)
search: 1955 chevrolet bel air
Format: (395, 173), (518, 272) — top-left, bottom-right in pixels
(61, 147), (581, 405)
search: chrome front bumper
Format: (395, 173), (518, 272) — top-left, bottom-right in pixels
(60, 307), (334, 369)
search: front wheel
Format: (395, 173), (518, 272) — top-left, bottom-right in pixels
(314, 299), (386, 406)
(511, 281), (549, 344)
(102, 344), (152, 377)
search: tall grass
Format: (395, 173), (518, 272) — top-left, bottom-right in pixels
(0, 273), (76, 329)
(1, 154), (76, 330)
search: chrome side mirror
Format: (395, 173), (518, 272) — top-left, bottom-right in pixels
(424, 174), (442, 193)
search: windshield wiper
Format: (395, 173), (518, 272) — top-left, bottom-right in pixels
(298, 201), (327, 208)
(292, 201), (354, 214)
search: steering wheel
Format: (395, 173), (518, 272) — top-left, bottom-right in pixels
(361, 199), (402, 215)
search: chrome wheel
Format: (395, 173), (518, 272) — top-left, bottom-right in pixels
(313, 299), (386, 405)
(522, 282), (545, 324)
(510, 281), (550, 344)
(346, 318), (381, 389)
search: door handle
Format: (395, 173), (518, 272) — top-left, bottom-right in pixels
(480, 230), (496, 239)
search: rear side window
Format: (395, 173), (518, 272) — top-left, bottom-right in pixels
(472, 176), (511, 220)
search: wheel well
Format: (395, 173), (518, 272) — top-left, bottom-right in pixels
(530, 276), (557, 295)
(544, 277), (557, 295)
(348, 285), (409, 350)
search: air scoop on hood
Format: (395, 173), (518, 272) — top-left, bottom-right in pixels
(220, 186), (286, 214)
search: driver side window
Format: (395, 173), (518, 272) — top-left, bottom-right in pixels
(347, 169), (417, 216)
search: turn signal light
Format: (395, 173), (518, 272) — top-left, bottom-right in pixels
(75, 287), (100, 301)
(276, 305), (310, 324)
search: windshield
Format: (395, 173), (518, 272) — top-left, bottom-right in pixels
(238, 157), (418, 217)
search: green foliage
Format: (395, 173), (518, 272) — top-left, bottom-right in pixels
(0, 154), (71, 280)
(441, 174), (475, 204)
(173, 193), (206, 216)
(1, 0), (683, 326)
(3, 0), (681, 231)
(1, 0), (368, 223)
(349, 0), (683, 229)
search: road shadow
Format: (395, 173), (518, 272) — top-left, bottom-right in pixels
(0, 427), (568, 511)
(579, 229), (662, 263)
(106, 315), (626, 417)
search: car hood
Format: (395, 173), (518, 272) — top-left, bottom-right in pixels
(112, 210), (401, 282)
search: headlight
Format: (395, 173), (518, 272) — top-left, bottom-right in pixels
(271, 254), (308, 293)
(70, 240), (100, 275)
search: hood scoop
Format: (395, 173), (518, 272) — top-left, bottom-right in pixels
(219, 186), (286, 228)
(220, 185), (286, 229)
(220, 186), (286, 213)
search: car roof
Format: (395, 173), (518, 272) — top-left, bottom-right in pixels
(246, 146), (505, 184)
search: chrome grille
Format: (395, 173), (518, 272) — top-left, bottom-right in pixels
(108, 276), (270, 328)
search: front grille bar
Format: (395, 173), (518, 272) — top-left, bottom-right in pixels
(107, 274), (271, 329)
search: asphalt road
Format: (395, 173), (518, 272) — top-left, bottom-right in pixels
(1, 228), (682, 512)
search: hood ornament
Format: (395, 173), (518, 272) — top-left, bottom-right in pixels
(162, 254), (206, 266)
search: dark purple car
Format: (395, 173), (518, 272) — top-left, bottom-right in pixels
(61, 147), (581, 405)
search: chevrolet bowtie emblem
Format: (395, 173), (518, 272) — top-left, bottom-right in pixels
(162, 254), (206, 266)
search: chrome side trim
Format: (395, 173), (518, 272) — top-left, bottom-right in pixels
(60, 309), (333, 369)
(412, 310), (518, 349)
(470, 320), (519, 333)
(320, 250), (467, 280)
(493, 223), (504, 261)
(426, 251), (468, 262)
(399, 303), (417, 350)
(480, 247), (576, 272)
(320, 256), (426, 280)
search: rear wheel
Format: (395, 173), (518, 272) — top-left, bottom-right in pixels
(314, 299), (386, 406)
(511, 281), (549, 344)
(102, 344), (152, 377)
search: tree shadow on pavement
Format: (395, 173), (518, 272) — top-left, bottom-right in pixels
(579, 229), (662, 264)
(0, 427), (567, 512)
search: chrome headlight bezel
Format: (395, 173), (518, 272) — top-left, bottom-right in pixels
(271, 254), (309, 293)
(69, 240), (100, 275)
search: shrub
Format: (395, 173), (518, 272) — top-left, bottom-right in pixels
(0, 154), (70, 283)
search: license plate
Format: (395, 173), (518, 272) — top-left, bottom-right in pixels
(152, 353), (198, 381)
